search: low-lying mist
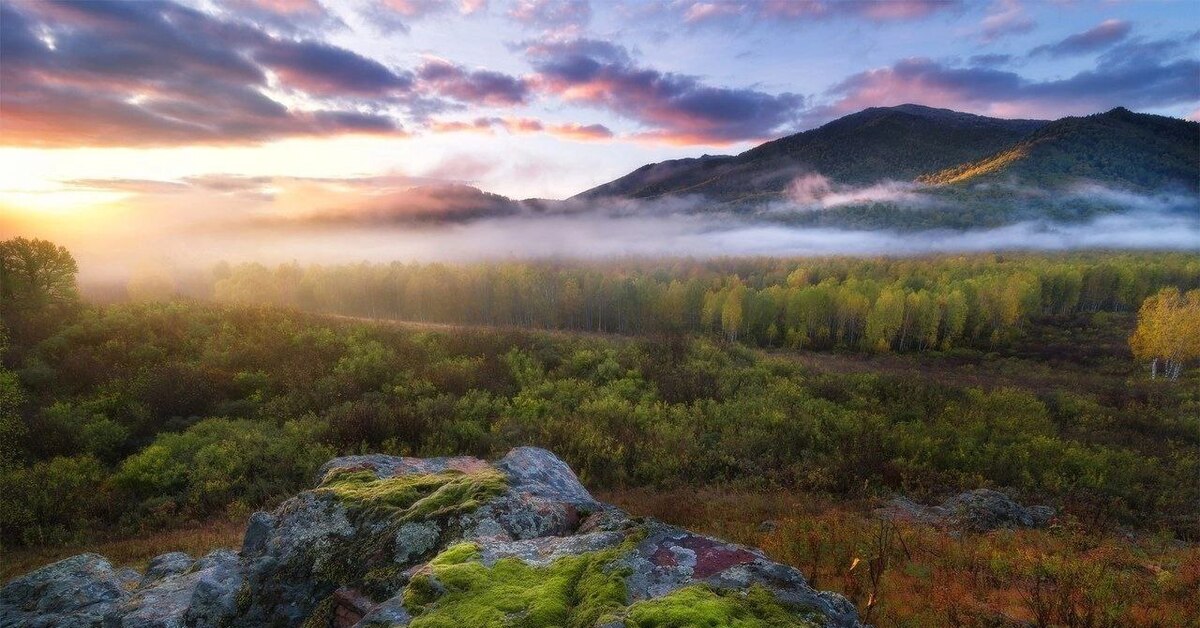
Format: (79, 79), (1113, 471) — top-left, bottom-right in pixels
(61, 211), (1200, 289)
(4, 173), (1196, 290)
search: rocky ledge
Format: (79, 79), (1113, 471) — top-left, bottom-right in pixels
(1, 447), (862, 627)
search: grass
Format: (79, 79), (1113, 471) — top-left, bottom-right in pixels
(0, 517), (243, 582)
(316, 467), (507, 522)
(7, 488), (1197, 626)
(601, 487), (1200, 627)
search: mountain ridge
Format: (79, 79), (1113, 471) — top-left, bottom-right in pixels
(576, 104), (1199, 203)
(575, 104), (1050, 202)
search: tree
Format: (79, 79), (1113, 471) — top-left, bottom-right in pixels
(863, 287), (904, 351)
(720, 283), (746, 341)
(1130, 287), (1200, 380)
(0, 237), (78, 305)
(0, 238), (80, 351)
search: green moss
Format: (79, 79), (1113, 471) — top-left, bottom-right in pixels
(403, 542), (628, 628)
(316, 468), (507, 522)
(429, 541), (479, 566)
(624, 585), (822, 628)
(401, 542), (824, 628)
(362, 564), (407, 600)
(299, 595), (336, 628)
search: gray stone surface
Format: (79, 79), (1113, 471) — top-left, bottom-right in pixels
(107, 549), (241, 628)
(4, 448), (863, 628)
(880, 488), (1056, 532)
(0, 553), (129, 628)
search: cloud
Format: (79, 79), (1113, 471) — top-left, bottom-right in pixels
(548, 122), (613, 140)
(63, 179), (191, 194)
(271, 183), (523, 225)
(678, 0), (961, 24)
(256, 39), (412, 96)
(359, 0), (488, 34)
(0, 0), (406, 147)
(968, 53), (1012, 67)
(524, 38), (803, 144)
(429, 116), (612, 141)
(785, 173), (928, 209)
(508, 0), (591, 32)
(1031, 19), (1131, 57)
(817, 48), (1200, 122)
(417, 58), (530, 105)
(213, 0), (345, 35)
(976, 0), (1034, 42)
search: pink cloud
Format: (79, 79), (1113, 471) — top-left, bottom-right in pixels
(976, 0), (1034, 43)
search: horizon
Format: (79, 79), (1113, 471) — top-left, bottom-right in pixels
(1, 0), (1198, 283)
(3, 3), (1200, 621)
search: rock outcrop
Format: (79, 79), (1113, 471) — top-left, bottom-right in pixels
(878, 488), (1055, 533)
(2, 447), (862, 627)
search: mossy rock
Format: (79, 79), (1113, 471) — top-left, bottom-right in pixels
(316, 467), (507, 523)
(400, 542), (824, 628)
(624, 585), (824, 627)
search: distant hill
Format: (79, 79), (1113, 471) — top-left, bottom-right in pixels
(918, 108), (1200, 191)
(576, 104), (1047, 202)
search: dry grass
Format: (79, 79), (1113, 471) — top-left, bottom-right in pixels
(1, 518), (244, 582)
(5, 491), (1197, 627)
(600, 487), (1200, 627)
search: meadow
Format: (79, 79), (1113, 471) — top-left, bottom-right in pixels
(2, 243), (1198, 625)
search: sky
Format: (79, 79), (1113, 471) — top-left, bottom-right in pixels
(1, 0), (1198, 268)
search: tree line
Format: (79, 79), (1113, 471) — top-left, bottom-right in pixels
(207, 254), (1200, 352)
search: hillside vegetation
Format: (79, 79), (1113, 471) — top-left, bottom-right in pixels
(575, 105), (1199, 231)
(577, 104), (1046, 202)
(920, 108), (1200, 191)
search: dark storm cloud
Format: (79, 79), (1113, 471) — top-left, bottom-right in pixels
(1030, 19), (1132, 57)
(0, 0), (406, 147)
(524, 38), (803, 144)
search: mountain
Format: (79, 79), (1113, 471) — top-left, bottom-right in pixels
(576, 104), (1048, 202)
(919, 107), (1200, 191)
(0, 448), (863, 626)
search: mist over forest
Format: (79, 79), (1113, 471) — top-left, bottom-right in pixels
(4, 178), (1195, 291)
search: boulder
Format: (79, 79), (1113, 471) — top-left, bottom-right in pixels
(880, 488), (1055, 533)
(3, 447), (863, 627)
(0, 553), (130, 628)
(108, 549), (242, 627)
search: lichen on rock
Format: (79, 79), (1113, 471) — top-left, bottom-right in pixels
(1, 447), (863, 627)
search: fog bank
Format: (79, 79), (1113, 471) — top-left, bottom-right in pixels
(41, 211), (1200, 286)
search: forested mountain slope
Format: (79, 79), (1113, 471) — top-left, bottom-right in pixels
(918, 107), (1200, 191)
(576, 104), (1046, 202)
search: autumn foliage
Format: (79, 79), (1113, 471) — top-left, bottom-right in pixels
(1130, 287), (1200, 380)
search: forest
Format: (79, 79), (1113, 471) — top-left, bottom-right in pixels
(2, 238), (1199, 625)
(204, 253), (1200, 351)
